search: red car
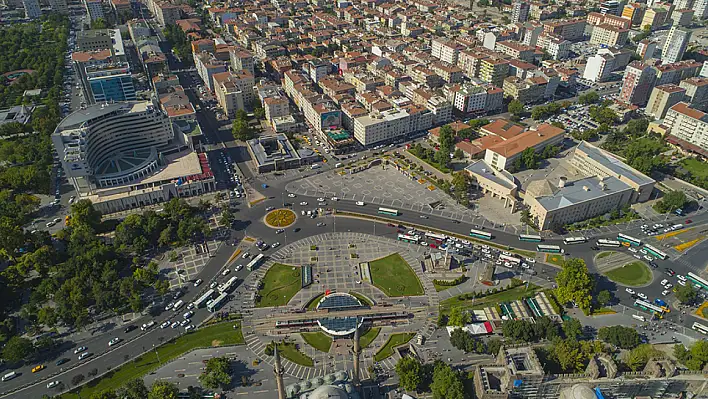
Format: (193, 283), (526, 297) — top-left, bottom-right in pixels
(429, 244), (437, 249)
(685, 219), (693, 224)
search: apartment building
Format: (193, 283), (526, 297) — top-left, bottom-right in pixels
(537, 33), (570, 60)
(213, 70), (255, 117)
(479, 57), (511, 87)
(655, 60), (702, 86)
(599, 0), (623, 15)
(641, 7), (669, 30)
(679, 77), (708, 111)
(664, 102), (708, 153)
(671, 9), (694, 27)
(619, 61), (657, 105)
(76, 29), (114, 52)
(542, 19), (586, 41)
(512, 1), (530, 23)
(662, 26), (691, 65)
(495, 41), (535, 63)
(194, 52), (227, 91)
(48, 0), (69, 15)
(590, 24), (629, 47)
(22, 0), (41, 19)
(503, 76), (547, 104)
(586, 11), (631, 29)
(446, 83), (487, 114)
(229, 49), (255, 76)
(430, 62), (463, 84)
(353, 108), (411, 146)
(583, 52), (622, 83)
(646, 84), (686, 119)
(636, 40), (657, 61)
(431, 37), (464, 65)
(484, 123), (565, 171)
(622, 2), (646, 25)
(154, 2), (182, 26)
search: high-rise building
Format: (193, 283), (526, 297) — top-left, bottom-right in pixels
(636, 40), (657, 61)
(600, 0), (624, 15)
(590, 24), (629, 47)
(662, 26), (691, 64)
(512, 1), (530, 23)
(86, 65), (136, 104)
(641, 7), (669, 31)
(646, 84), (686, 119)
(679, 77), (708, 111)
(671, 9), (694, 27)
(22, 0), (41, 19)
(48, 0), (69, 15)
(664, 102), (708, 152)
(622, 3), (646, 26)
(619, 61), (657, 105)
(696, 0), (708, 19)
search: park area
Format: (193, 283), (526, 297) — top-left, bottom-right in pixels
(265, 209), (296, 227)
(359, 327), (381, 349)
(256, 263), (302, 307)
(373, 332), (415, 362)
(440, 282), (542, 316)
(301, 332), (332, 353)
(61, 322), (244, 399)
(369, 253), (424, 297)
(268, 341), (314, 367)
(604, 262), (653, 287)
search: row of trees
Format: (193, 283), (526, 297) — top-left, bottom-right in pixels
(164, 24), (193, 65)
(588, 104), (619, 126)
(75, 378), (186, 399)
(449, 328), (502, 355)
(508, 145), (561, 172)
(653, 190), (689, 214)
(395, 357), (468, 399)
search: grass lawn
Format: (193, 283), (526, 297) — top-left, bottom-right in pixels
(349, 291), (373, 306)
(359, 327), (380, 349)
(545, 254), (565, 267)
(277, 342), (314, 367)
(301, 332), (332, 353)
(433, 276), (468, 292)
(596, 251), (615, 259)
(61, 322), (244, 399)
(256, 263), (302, 307)
(306, 293), (325, 310)
(440, 284), (541, 315)
(679, 158), (708, 180)
(374, 333), (415, 362)
(604, 261), (652, 287)
(369, 254), (424, 297)
(591, 307), (617, 315)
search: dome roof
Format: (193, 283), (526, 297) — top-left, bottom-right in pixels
(526, 179), (559, 198)
(308, 385), (349, 399)
(562, 384), (596, 399)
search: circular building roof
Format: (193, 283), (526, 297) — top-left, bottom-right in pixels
(316, 293), (362, 310)
(317, 317), (363, 336)
(560, 384), (596, 399)
(307, 385), (349, 399)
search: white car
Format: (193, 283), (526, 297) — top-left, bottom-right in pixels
(628, 247), (637, 253)
(662, 290), (670, 296)
(677, 275), (687, 281)
(74, 346), (87, 354)
(330, 197), (339, 201)
(625, 288), (635, 295)
(633, 254), (641, 259)
(78, 352), (91, 360)
(222, 268), (230, 276)
(160, 321), (171, 329)
(637, 292), (647, 300)
(108, 338), (121, 346)
(185, 324), (195, 331)
(639, 249), (648, 255)
(317, 197), (325, 202)
(180, 319), (189, 327)
(664, 283), (673, 289)
(209, 282), (218, 289)
(47, 381), (60, 389)
(678, 280), (687, 286)
(235, 264), (243, 271)
(170, 322), (179, 329)
(242, 252), (250, 259)
(271, 242), (280, 248)
(299, 201), (308, 206)
(660, 279), (668, 286)
(194, 279), (203, 287)
(183, 310), (194, 319)
(288, 193), (296, 198)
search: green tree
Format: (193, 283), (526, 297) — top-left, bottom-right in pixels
(596, 290), (612, 306)
(654, 190), (688, 214)
(2, 336), (34, 363)
(508, 99), (524, 116)
(253, 107), (265, 120)
(395, 356), (422, 391)
(578, 91), (600, 105)
(220, 209), (235, 226)
(447, 307), (470, 327)
(438, 125), (456, 150)
(589, 105), (619, 125)
(598, 325), (641, 349)
(232, 119), (255, 141)
(70, 199), (102, 230)
(149, 380), (179, 399)
(554, 258), (594, 313)
(430, 362), (465, 399)
(521, 147), (538, 170)
(561, 318), (584, 341)
(675, 284), (697, 304)
(90, 390), (118, 399)
(626, 344), (661, 371)
(453, 148), (464, 160)
(91, 18), (109, 29)
(199, 357), (232, 389)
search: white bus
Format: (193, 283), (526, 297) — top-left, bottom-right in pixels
(617, 233), (642, 246)
(687, 272), (708, 290)
(631, 314), (646, 322)
(470, 229), (492, 240)
(246, 253), (264, 271)
(596, 239), (621, 247)
(219, 276), (238, 293)
(207, 292), (228, 312)
(563, 236), (587, 245)
(518, 234), (542, 242)
(193, 289), (215, 308)
(397, 234), (419, 244)
(692, 322), (708, 335)
(643, 244), (668, 260)
(377, 207), (399, 216)
(499, 254), (521, 265)
(634, 299), (664, 316)
(425, 232), (447, 242)
(536, 245), (564, 253)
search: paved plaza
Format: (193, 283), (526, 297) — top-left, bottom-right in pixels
(286, 166), (480, 222)
(239, 232), (441, 380)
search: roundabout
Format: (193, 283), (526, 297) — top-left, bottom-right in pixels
(264, 208), (297, 228)
(604, 261), (653, 287)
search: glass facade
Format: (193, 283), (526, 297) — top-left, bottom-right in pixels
(89, 74), (136, 103)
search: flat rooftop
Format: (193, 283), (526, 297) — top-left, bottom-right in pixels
(466, 160), (517, 190)
(575, 141), (655, 186)
(534, 175), (631, 212)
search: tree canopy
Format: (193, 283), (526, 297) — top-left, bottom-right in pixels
(199, 357), (232, 390)
(653, 190), (688, 214)
(554, 258), (594, 312)
(508, 99), (524, 115)
(598, 325), (641, 349)
(395, 356), (423, 392)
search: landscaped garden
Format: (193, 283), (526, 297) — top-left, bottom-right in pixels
(349, 291), (373, 306)
(545, 254), (565, 267)
(358, 327), (380, 349)
(604, 262), (653, 287)
(256, 263), (302, 307)
(369, 253), (424, 297)
(440, 283), (542, 316)
(373, 332), (415, 362)
(61, 322), (244, 399)
(266, 341), (314, 367)
(301, 332), (332, 353)
(265, 209), (296, 227)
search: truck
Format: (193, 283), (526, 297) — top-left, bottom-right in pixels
(262, 183), (268, 189)
(654, 298), (667, 308)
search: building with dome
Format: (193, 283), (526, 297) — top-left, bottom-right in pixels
(285, 371), (360, 399)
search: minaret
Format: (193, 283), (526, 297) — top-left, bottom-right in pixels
(274, 343), (286, 399)
(352, 318), (361, 386)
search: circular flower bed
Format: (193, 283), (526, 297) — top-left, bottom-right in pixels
(265, 209), (296, 228)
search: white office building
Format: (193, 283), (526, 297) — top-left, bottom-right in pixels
(353, 108), (411, 146)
